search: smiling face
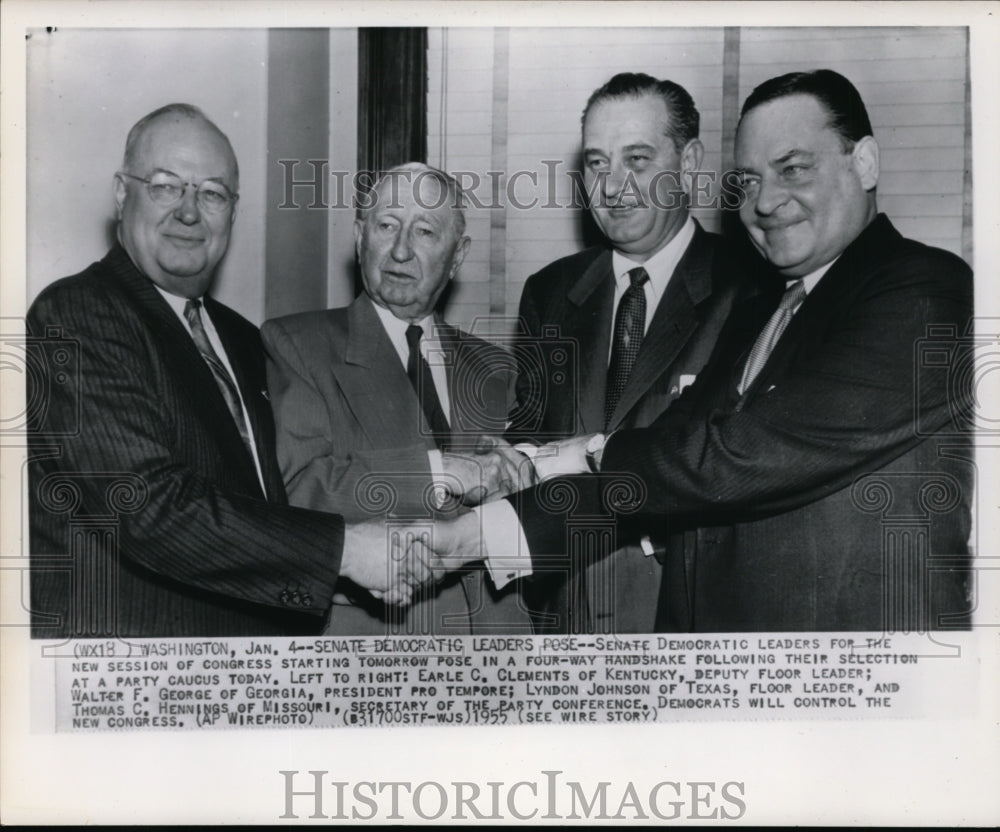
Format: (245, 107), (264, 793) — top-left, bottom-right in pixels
(582, 94), (702, 262)
(114, 114), (238, 298)
(735, 94), (878, 277)
(354, 171), (470, 322)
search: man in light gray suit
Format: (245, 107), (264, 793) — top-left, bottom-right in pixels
(263, 163), (532, 635)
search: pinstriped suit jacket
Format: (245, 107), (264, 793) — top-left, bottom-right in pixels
(28, 244), (345, 638)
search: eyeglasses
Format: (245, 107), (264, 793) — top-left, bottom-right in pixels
(118, 171), (238, 214)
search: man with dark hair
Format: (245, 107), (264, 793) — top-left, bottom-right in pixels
(582, 72), (701, 153)
(740, 68), (874, 147)
(28, 104), (430, 638)
(431, 69), (974, 633)
(505, 72), (741, 633)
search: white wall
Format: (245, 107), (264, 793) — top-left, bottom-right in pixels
(327, 28), (360, 310)
(428, 26), (970, 334)
(28, 27), (968, 329)
(27, 28), (269, 322)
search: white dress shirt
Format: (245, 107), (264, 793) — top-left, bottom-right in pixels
(370, 303), (453, 424)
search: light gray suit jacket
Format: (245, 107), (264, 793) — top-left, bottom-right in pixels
(263, 293), (532, 635)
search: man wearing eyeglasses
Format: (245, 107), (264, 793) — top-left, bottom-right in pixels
(27, 103), (431, 638)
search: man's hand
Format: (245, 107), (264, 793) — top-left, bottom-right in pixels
(531, 433), (599, 481)
(407, 512), (486, 583)
(440, 435), (536, 506)
(340, 519), (437, 606)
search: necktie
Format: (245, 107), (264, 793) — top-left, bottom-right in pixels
(405, 324), (451, 449)
(605, 266), (650, 427)
(738, 279), (807, 394)
(183, 299), (255, 459)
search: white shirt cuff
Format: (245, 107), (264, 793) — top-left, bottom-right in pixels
(513, 442), (539, 461)
(427, 449), (444, 477)
(473, 500), (533, 590)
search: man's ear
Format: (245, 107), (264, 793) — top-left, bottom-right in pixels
(852, 136), (880, 191)
(353, 218), (364, 260)
(113, 174), (127, 220)
(449, 236), (471, 279)
(680, 138), (705, 197)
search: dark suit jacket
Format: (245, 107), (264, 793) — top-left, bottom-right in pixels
(513, 215), (974, 632)
(262, 294), (532, 635)
(507, 221), (740, 632)
(28, 245), (344, 638)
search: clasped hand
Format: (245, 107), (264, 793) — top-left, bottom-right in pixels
(340, 513), (486, 606)
(440, 435), (536, 506)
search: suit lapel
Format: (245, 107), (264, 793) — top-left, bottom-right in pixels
(206, 298), (273, 499)
(737, 221), (887, 401)
(565, 250), (615, 434)
(437, 322), (510, 438)
(432, 316), (459, 426)
(606, 226), (715, 430)
(336, 295), (431, 449)
(434, 322), (464, 438)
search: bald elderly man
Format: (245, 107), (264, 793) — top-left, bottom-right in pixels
(263, 163), (532, 635)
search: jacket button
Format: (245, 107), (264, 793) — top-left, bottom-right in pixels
(279, 590), (290, 605)
(302, 594), (314, 607)
(290, 591), (301, 606)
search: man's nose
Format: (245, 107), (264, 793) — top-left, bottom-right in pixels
(173, 184), (202, 224)
(391, 228), (414, 261)
(602, 164), (625, 200)
(753, 175), (788, 216)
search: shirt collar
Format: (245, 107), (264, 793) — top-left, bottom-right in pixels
(371, 301), (437, 356)
(611, 215), (696, 302)
(793, 257), (839, 296)
(153, 285), (201, 318)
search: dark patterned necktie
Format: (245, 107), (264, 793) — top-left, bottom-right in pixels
(605, 266), (650, 427)
(738, 279), (807, 394)
(405, 324), (451, 449)
(183, 299), (255, 459)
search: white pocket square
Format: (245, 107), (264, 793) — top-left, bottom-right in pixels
(679, 374), (697, 392)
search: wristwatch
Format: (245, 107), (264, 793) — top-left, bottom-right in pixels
(585, 433), (607, 473)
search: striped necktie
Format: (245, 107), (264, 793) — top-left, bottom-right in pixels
(183, 299), (255, 459)
(605, 266), (649, 427)
(738, 279), (806, 394)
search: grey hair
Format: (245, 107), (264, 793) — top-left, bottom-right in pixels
(359, 162), (466, 237)
(122, 102), (239, 185)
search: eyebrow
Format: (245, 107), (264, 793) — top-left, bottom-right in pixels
(371, 208), (446, 225)
(150, 167), (228, 184)
(771, 149), (816, 165)
(582, 142), (657, 156)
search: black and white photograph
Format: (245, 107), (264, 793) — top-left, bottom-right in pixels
(2, 0), (998, 825)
